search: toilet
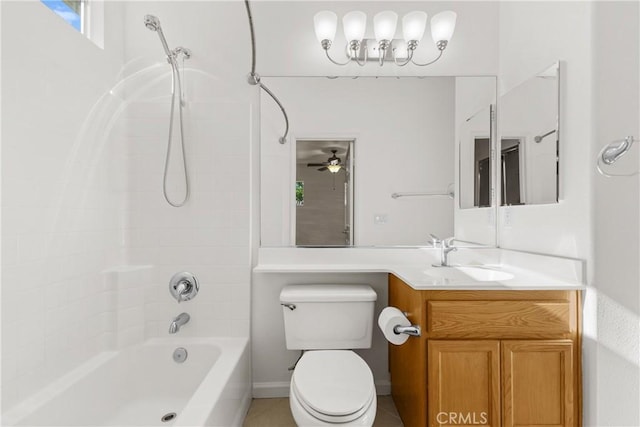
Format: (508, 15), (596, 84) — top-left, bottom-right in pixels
(280, 284), (378, 426)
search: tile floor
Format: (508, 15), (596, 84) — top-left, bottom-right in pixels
(242, 396), (404, 427)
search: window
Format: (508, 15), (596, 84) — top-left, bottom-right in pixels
(41, 0), (85, 33)
(296, 181), (304, 207)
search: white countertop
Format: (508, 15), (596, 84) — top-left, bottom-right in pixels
(253, 247), (586, 291)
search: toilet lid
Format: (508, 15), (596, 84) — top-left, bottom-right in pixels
(292, 351), (375, 421)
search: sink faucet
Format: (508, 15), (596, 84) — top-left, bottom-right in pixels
(169, 312), (190, 334)
(438, 237), (458, 267)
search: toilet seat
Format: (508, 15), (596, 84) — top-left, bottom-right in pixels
(291, 351), (375, 423)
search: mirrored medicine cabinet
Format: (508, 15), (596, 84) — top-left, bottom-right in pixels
(498, 62), (560, 206)
(259, 75), (498, 248)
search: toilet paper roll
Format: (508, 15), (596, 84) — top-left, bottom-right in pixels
(378, 306), (411, 346)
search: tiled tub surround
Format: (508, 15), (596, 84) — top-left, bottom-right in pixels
(255, 247), (585, 291)
(1, 0), (127, 409)
(123, 97), (252, 340)
(2, 337), (250, 427)
(2, 0), (254, 417)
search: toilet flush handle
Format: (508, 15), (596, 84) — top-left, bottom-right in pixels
(281, 303), (296, 311)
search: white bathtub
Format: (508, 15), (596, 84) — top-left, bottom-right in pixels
(3, 337), (251, 427)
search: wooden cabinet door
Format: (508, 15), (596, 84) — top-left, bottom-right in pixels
(428, 341), (501, 427)
(502, 340), (574, 427)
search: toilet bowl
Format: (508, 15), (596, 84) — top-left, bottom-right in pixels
(289, 350), (377, 426)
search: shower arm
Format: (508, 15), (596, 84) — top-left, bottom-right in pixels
(244, 0), (290, 144)
(248, 80), (290, 148)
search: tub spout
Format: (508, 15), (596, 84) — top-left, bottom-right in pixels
(169, 312), (190, 334)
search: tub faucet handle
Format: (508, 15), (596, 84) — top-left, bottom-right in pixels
(175, 281), (189, 303)
(169, 272), (199, 303)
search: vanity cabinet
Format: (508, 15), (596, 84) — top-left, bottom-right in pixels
(388, 274), (581, 427)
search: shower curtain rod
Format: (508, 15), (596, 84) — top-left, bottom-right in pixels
(244, 0), (290, 144)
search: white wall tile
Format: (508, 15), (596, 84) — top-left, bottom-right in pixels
(1, 0), (126, 410)
(2, 0), (254, 413)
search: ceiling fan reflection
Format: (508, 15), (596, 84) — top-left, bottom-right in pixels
(307, 149), (343, 173)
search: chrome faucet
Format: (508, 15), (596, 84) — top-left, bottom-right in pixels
(438, 237), (458, 267)
(169, 312), (190, 334)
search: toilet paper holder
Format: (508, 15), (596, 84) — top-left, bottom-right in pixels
(393, 324), (421, 337)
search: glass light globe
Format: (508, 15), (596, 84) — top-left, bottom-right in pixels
(402, 11), (427, 42)
(373, 11), (398, 42)
(314, 11), (338, 43)
(343, 11), (366, 43)
(431, 11), (457, 43)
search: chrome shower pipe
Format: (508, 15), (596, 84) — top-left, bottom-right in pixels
(144, 14), (192, 207)
(243, 0), (290, 144)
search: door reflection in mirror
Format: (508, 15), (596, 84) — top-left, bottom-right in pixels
(501, 138), (524, 205)
(295, 139), (354, 246)
(474, 137), (491, 207)
(459, 105), (494, 209)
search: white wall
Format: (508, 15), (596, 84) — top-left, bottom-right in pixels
(1, 0), (125, 410)
(121, 1), (253, 339)
(591, 2), (640, 425)
(497, 1), (593, 260)
(261, 77), (455, 247)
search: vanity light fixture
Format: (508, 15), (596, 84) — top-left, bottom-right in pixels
(314, 9), (457, 67)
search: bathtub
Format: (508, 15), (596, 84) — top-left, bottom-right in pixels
(3, 337), (251, 427)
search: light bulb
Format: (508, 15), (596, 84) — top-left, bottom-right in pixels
(402, 11), (427, 43)
(314, 11), (338, 43)
(343, 11), (366, 43)
(373, 11), (398, 42)
(431, 11), (457, 43)
(327, 164), (342, 173)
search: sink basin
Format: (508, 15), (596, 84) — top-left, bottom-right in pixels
(421, 266), (514, 283)
(454, 266), (514, 282)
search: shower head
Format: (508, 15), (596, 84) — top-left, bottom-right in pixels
(144, 15), (161, 32)
(144, 15), (173, 58)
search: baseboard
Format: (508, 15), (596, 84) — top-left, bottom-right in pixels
(252, 381), (291, 398)
(253, 379), (392, 399)
(375, 379), (391, 396)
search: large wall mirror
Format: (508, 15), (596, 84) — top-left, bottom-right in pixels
(260, 76), (497, 247)
(499, 62), (560, 205)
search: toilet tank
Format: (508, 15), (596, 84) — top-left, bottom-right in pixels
(280, 284), (377, 350)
